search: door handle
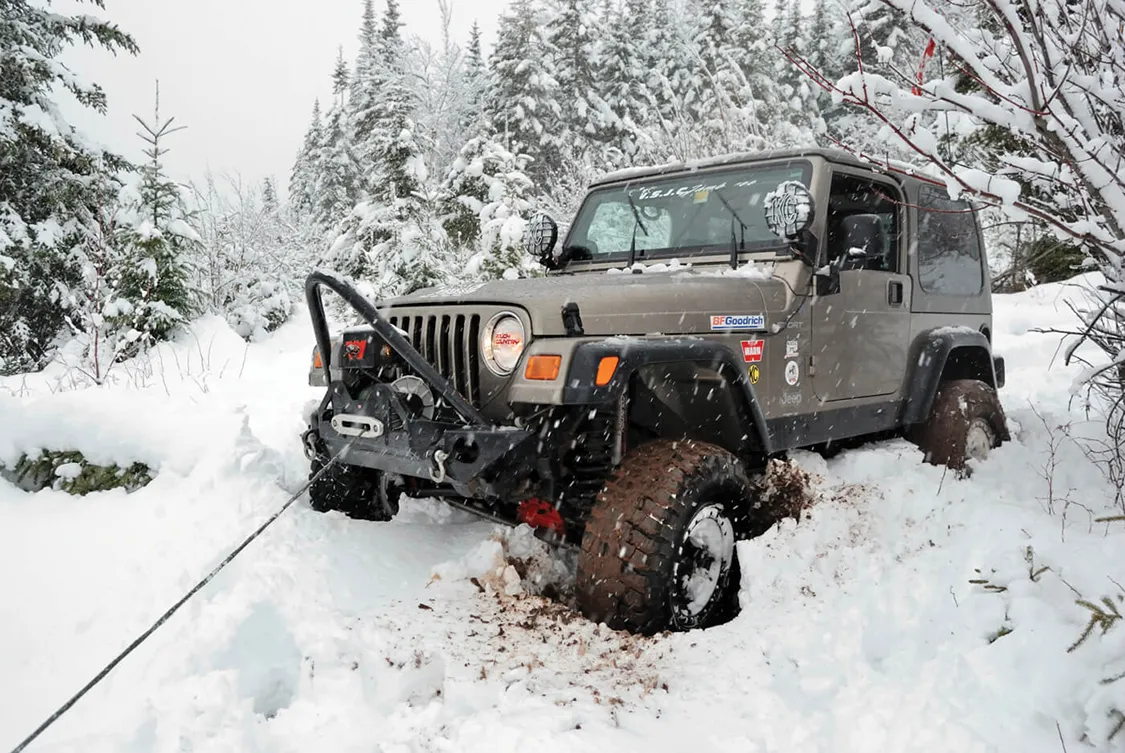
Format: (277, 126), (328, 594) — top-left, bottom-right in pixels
(888, 280), (904, 306)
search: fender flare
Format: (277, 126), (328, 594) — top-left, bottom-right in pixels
(560, 337), (774, 455)
(902, 328), (1002, 426)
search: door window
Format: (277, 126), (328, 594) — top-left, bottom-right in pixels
(826, 174), (901, 273)
(916, 185), (984, 295)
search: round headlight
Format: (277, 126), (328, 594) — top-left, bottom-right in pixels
(482, 313), (526, 375)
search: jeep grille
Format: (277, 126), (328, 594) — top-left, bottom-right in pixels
(388, 313), (481, 405)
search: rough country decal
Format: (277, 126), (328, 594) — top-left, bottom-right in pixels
(711, 313), (766, 331)
(785, 359), (800, 386)
(741, 339), (764, 363)
(785, 339), (800, 359)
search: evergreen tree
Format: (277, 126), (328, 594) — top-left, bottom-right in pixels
(488, 0), (561, 183)
(368, 0), (421, 206)
(593, 0), (651, 163)
(314, 50), (361, 231)
(0, 0), (138, 372)
(112, 87), (199, 353)
(289, 99), (323, 221)
(544, 0), (609, 159)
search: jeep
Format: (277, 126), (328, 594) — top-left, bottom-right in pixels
(302, 147), (1008, 635)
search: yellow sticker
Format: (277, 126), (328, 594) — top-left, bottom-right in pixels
(748, 364), (760, 385)
(693, 189), (710, 204)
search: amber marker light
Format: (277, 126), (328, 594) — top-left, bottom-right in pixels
(596, 356), (619, 386)
(312, 348), (323, 369)
(525, 355), (562, 380)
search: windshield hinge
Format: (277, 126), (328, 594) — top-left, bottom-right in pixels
(562, 302), (585, 336)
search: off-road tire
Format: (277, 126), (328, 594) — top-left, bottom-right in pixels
(575, 439), (756, 635)
(309, 458), (400, 521)
(910, 378), (1008, 471)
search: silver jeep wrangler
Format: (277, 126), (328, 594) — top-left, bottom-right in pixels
(303, 148), (1008, 635)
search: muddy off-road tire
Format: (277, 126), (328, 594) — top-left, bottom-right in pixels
(308, 458), (400, 521)
(575, 439), (757, 635)
(910, 379), (1009, 471)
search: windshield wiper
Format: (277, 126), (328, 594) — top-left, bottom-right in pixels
(714, 189), (748, 269)
(626, 192), (649, 267)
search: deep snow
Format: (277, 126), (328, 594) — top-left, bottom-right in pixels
(2, 276), (1123, 753)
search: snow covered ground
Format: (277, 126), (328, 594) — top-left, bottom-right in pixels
(2, 276), (1123, 753)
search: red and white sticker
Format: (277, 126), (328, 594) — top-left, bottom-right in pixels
(741, 339), (764, 363)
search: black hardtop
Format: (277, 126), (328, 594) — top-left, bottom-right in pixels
(589, 147), (907, 188)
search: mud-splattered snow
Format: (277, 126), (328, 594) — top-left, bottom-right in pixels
(2, 274), (1123, 753)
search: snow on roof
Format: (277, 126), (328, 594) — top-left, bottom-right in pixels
(590, 148), (872, 187)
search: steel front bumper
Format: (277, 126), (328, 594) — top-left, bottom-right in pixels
(304, 271), (537, 499)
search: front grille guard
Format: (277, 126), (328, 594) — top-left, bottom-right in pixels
(306, 271), (487, 428)
(306, 272), (539, 498)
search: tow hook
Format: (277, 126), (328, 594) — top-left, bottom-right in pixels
(429, 449), (449, 483)
(301, 428), (322, 461)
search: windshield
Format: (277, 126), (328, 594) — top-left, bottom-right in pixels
(563, 161), (813, 263)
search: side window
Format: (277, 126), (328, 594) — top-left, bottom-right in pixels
(916, 186), (984, 295)
(826, 174), (901, 272)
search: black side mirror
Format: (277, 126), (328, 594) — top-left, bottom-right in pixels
(839, 214), (885, 271)
(524, 213), (559, 263)
(764, 181), (816, 239)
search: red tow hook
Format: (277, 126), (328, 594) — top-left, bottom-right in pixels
(516, 498), (566, 536)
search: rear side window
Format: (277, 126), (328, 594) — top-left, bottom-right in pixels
(917, 186), (984, 295)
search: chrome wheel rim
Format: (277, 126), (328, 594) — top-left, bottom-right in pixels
(672, 503), (736, 626)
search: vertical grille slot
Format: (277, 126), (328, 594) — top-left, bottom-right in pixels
(452, 315), (467, 397)
(440, 315), (454, 390)
(467, 315), (481, 405)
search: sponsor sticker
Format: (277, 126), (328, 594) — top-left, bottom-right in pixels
(693, 189), (710, 204)
(344, 339), (368, 361)
(785, 338), (800, 359)
(785, 360), (800, 386)
(748, 364), (760, 385)
(711, 313), (766, 331)
(741, 339), (764, 363)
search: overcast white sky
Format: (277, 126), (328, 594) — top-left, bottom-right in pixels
(57, 0), (511, 193)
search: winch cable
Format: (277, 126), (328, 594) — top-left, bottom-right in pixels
(8, 439), (356, 753)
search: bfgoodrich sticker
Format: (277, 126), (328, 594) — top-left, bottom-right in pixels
(711, 313), (766, 331)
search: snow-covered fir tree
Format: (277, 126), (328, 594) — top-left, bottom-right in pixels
(0, 0), (137, 373)
(289, 99), (323, 222)
(314, 50), (363, 233)
(110, 90), (200, 355)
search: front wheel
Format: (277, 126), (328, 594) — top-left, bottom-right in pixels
(575, 439), (755, 635)
(909, 379), (1009, 471)
(309, 456), (400, 521)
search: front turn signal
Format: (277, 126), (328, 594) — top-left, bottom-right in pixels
(525, 354), (562, 381)
(596, 356), (619, 386)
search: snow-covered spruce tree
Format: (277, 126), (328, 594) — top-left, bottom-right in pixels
(314, 50), (362, 235)
(440, 135), (536, 279)
(288, 99), (323, 223)
(105, 86), (199, 357)
(0, 0), (138, 374)
(328, 0), (440, 299)
(593, 0), (656, 164)
(488, 0), (562, 183)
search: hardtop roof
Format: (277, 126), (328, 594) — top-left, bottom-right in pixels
(588, 147), (904, 188)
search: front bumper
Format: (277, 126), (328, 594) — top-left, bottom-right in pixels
(304, 272), (538, 499)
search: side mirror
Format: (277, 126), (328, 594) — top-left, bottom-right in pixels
(764, 181), (816, 239)
(524, 213), (559, 263)
(838, 214), (885, 271)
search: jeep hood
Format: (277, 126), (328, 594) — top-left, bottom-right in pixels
(382, 268), (792, 337)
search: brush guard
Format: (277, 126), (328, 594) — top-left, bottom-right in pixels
(305, 271), (538, 499)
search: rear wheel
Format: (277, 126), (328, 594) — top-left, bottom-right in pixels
(910, 378), (1008, 471)
(575, 439), (756, 635)
(309, 457), (400, 521)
